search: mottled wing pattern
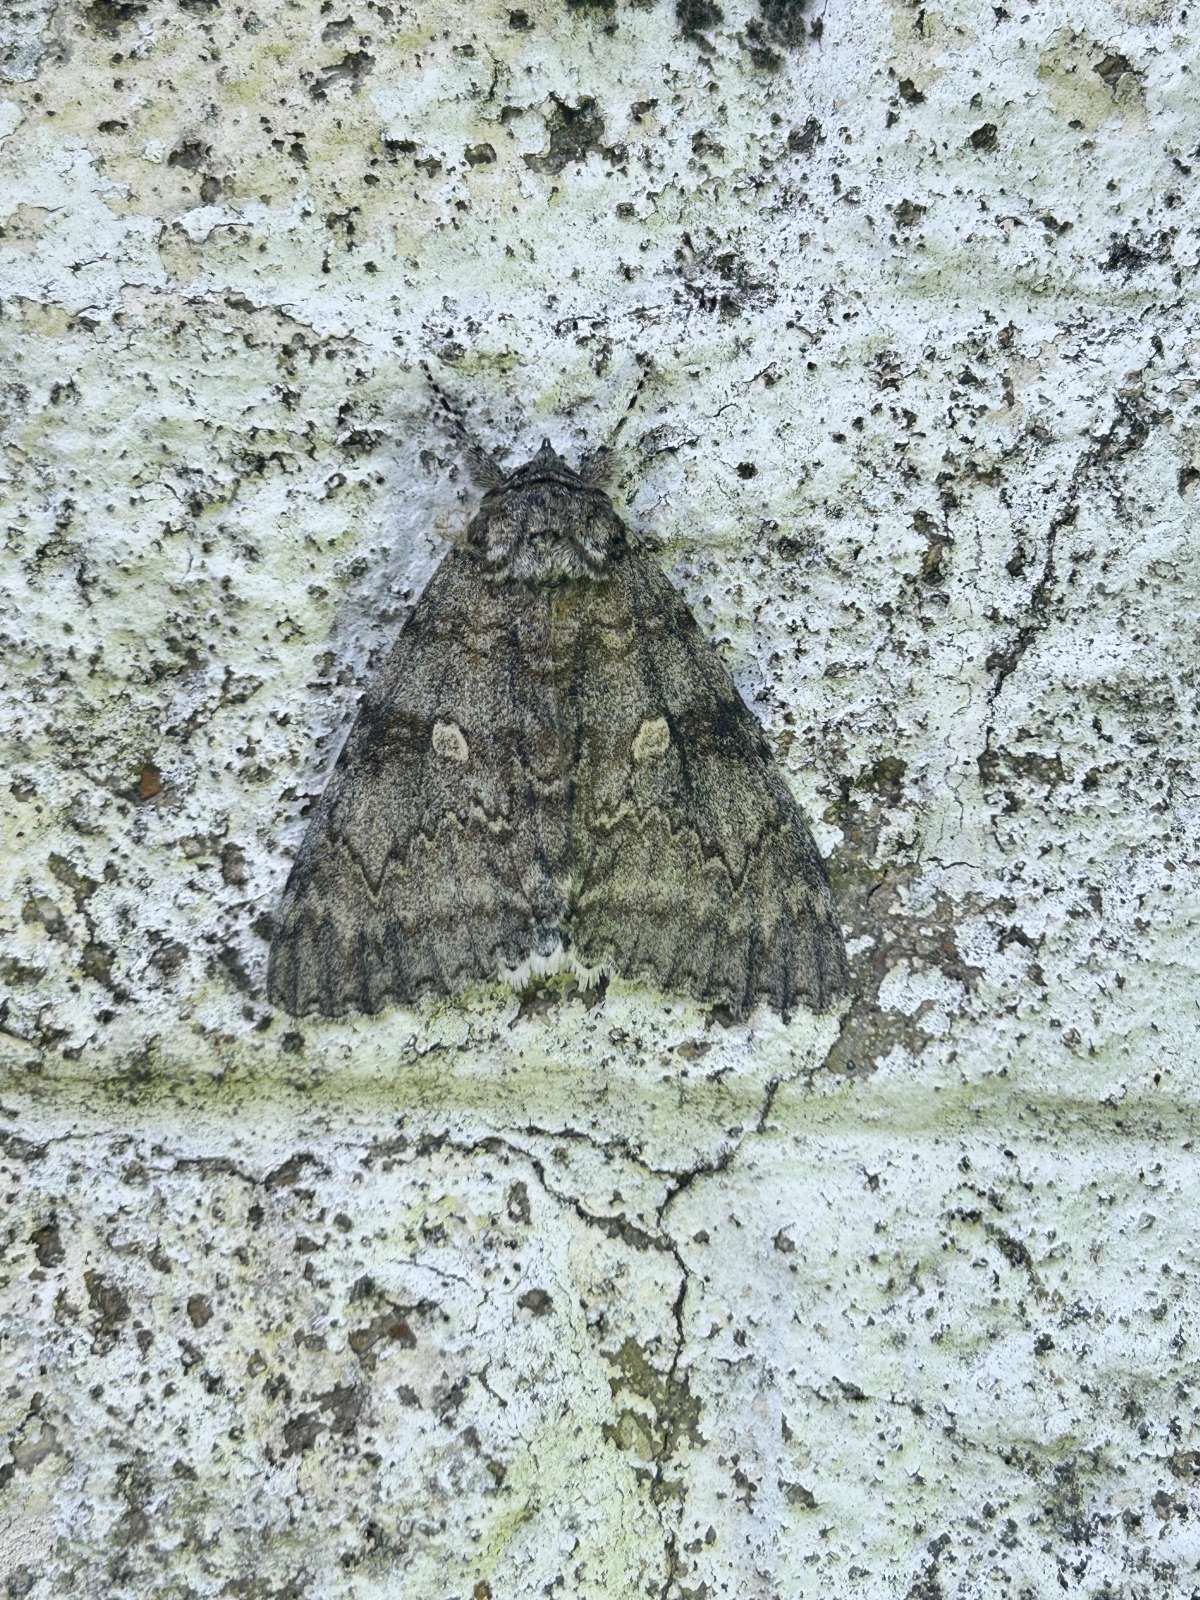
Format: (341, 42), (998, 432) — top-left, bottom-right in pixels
(560, 551), (848, 1017)
(267, 553), (567, 1017)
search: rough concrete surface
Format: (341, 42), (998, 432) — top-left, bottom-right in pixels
(1, 0), (1198, 1595)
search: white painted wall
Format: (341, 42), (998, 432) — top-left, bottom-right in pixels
(2, 0), (1196, 1594)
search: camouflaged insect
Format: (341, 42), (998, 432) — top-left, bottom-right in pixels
(268, 441), (848, 1019)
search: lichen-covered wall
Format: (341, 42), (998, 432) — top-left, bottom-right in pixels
(1, 0), (1197, 1595)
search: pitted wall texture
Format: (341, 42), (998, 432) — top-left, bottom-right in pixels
(1, 1), (1197, 1596)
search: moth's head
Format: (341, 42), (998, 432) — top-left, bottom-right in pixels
(464, 437), (624, 582)
(503, 438), (583, 490)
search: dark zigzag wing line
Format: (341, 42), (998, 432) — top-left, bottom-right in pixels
(267, 552), (570, 1017)
(562, 549), (848, 1017)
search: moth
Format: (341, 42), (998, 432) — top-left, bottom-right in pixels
(267, 440), (848, 1020)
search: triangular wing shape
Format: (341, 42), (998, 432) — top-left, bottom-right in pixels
(268, 553), (568, 1017)
(559, 551), (848, 1018)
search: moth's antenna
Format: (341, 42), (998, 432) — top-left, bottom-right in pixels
(579, 356), (656, 486)
(420, 360), (506, 488)
(610, 355), (655, 447)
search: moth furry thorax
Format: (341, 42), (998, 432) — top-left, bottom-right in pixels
(465, 439), (624, 582)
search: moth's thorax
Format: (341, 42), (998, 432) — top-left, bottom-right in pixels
(465, 440), (624, 582)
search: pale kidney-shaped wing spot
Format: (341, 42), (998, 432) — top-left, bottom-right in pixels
(632, 716), (670, 762)
(432, 720), (469, 762)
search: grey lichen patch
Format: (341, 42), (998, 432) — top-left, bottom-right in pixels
(739, 0), (818, 68)
(676, 0), (723, 44)
(669, 233), (779, 321)
(817, 762), (938, 1077)
(523, 95), (606, 175)
(755, 0), (812, 47)
(603, 1335), (703, 1492)
(309, 48), (376, 99)
(967, 121), (999, 152)
(83, 1269), (131, 1352)
(0, 0), (60, 82)
(1037, 31), (1149, 130)
(81, 0), (147, 37)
